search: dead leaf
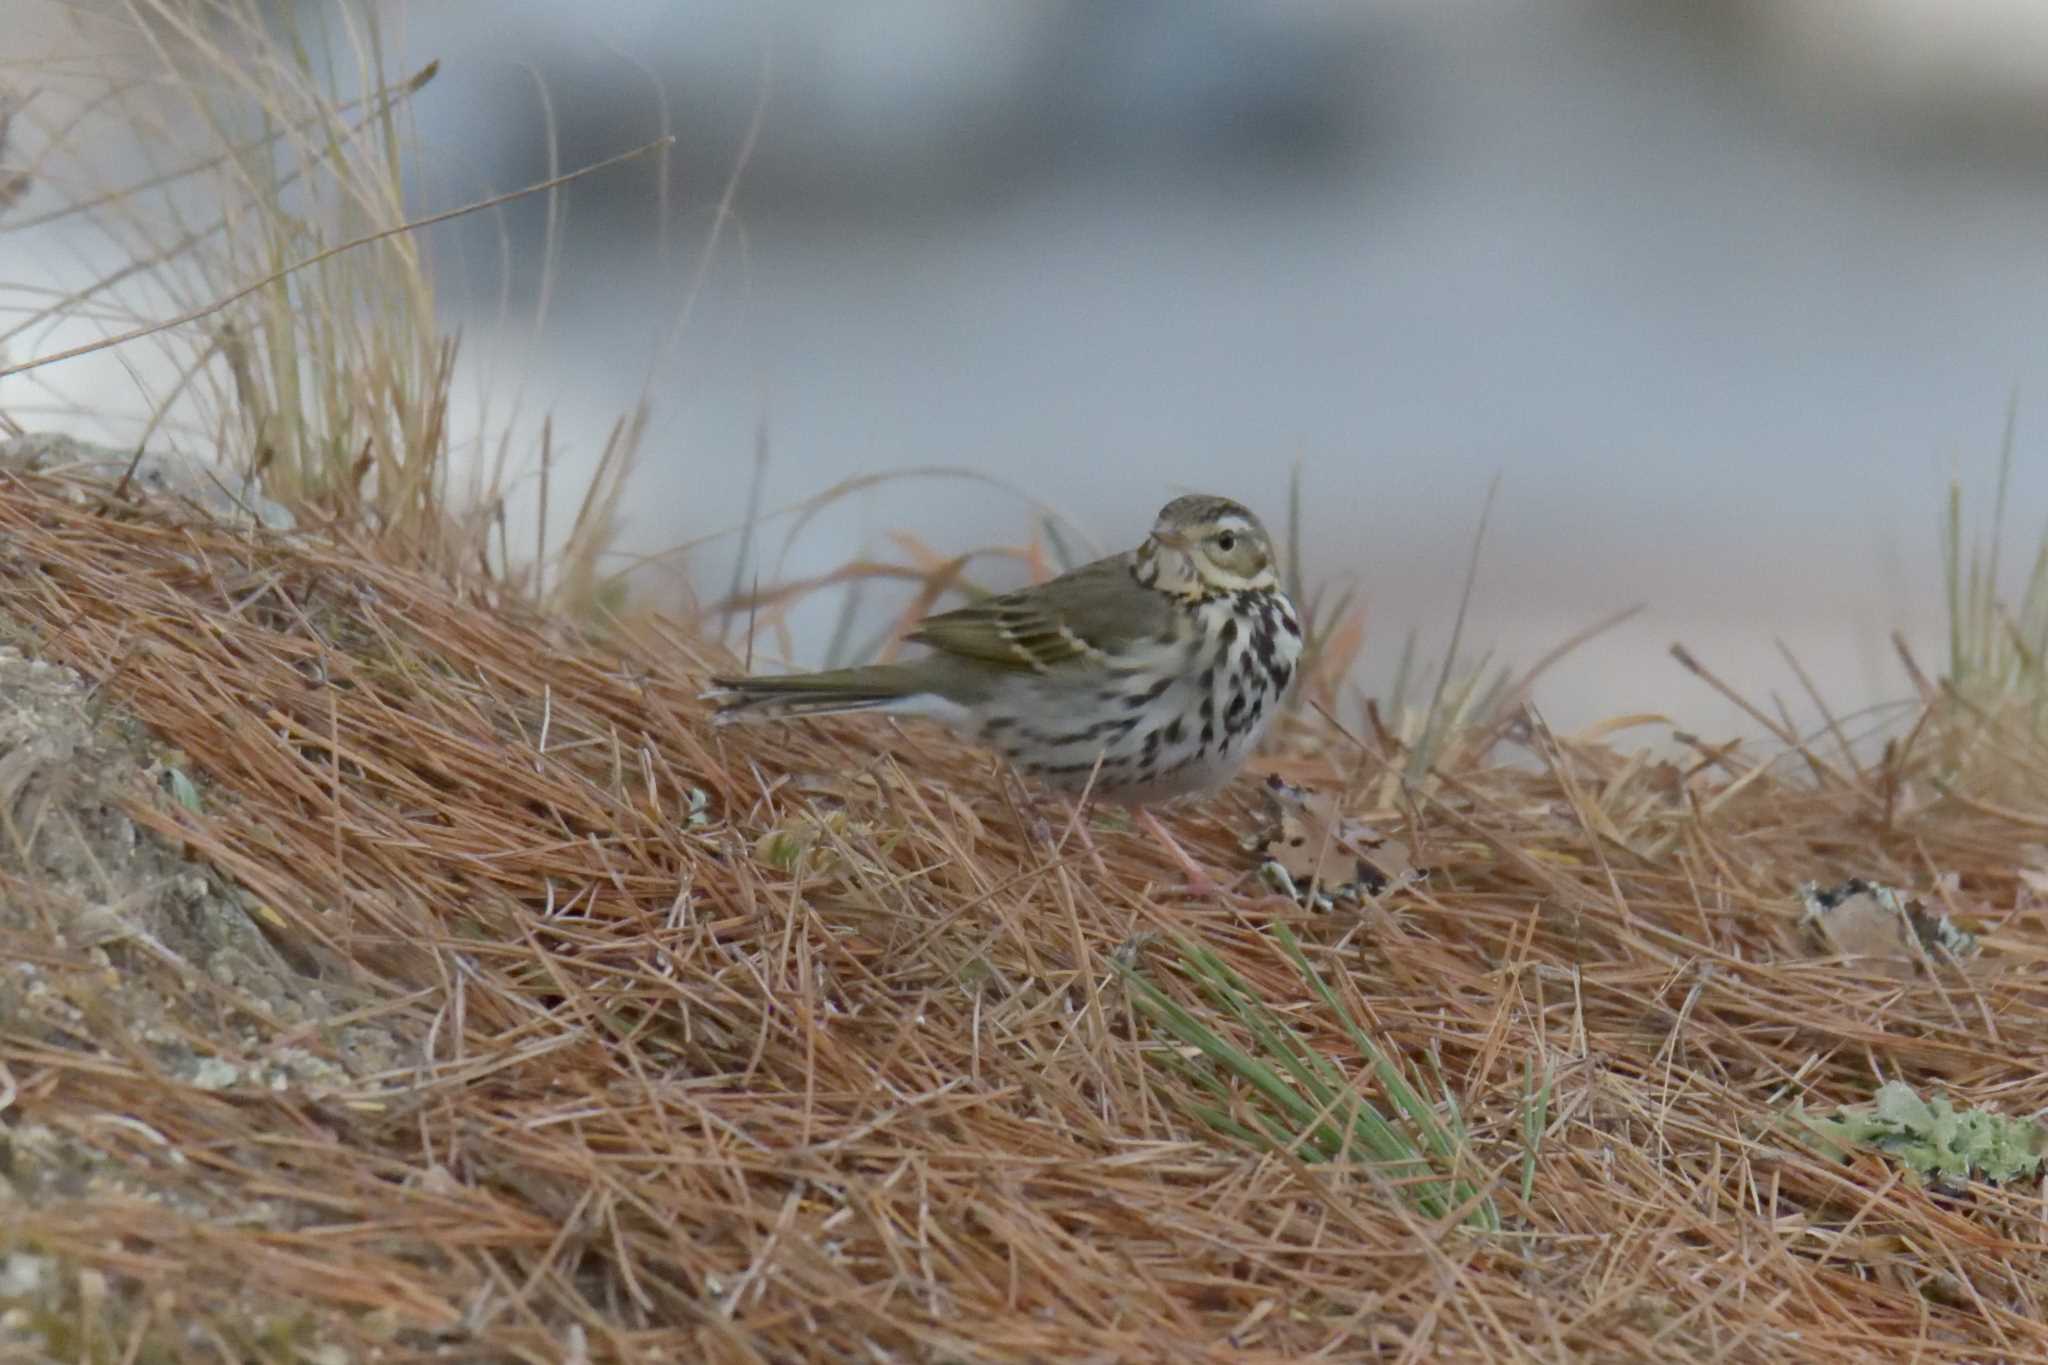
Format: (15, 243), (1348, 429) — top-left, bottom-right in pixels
(1646, 759), (1686, 802)
(1798, 878), (1977, 979)
(1244, 775), (1426, 911)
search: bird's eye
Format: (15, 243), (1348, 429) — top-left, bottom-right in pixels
(1215, 532), (1237, 553)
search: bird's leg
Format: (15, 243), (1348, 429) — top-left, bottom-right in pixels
(1054, 795), (1110, 878)
(997, 763), (1108, 876)
(1135, 806), (1227, 896)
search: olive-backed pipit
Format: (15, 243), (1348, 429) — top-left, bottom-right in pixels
(708, 494), (1303, 882)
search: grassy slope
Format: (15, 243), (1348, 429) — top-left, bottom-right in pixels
(1, 467), (2044, 1363)
(3, 6), (2047, 1360)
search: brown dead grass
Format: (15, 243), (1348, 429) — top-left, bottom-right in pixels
(8, 7), (2045, 1355)
(0, 473), (2044, 1362)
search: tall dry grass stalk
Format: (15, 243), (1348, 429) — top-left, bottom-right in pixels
(0, 0), (645, 606)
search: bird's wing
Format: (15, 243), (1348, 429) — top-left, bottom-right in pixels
(907, 552), (1168, 674)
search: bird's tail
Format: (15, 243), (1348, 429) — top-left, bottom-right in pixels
(703, 664), (922, 726)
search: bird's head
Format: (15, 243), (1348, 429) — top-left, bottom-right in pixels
(1136, 494), (1280, 599)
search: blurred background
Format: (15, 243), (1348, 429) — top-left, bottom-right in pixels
(13, 0), (2048, 742)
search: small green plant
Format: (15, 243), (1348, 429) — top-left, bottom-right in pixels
(1520, 1054), (1552, 1202)
(1788, 1080), (2046, 1187)
(1118, 925), (1500, 1232)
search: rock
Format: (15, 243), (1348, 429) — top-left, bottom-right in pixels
(0, 432), (294, 532)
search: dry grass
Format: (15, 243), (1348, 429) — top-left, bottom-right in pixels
(4, 4), (2048, 1360)
(0, 474), (2043, 1361)
(0, 0), (647, 602)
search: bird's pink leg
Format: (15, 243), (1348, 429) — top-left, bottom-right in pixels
(1136, 806), (1227, 895)
(1053, 796), (1110, 878)
(1001, 764), (1109, 877)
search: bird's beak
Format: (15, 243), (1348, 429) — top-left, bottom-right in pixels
(1151, 529), (1193, 553)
